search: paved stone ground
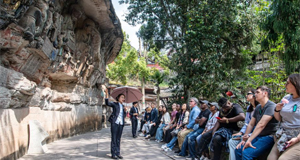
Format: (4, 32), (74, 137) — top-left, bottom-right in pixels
(19, 124), (186, 160)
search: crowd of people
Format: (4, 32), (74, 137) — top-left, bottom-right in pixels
(130, 73), (300, 160)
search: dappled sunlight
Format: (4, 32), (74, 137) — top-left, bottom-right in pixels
(19, 126), (173, 160)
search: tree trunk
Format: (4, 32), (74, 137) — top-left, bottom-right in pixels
(138, 37), (142, 57)
(141, 77), (145, 109)
(139, 37), (146, 110)
(157, 85), (160, 107)
(262, 53), (265, 85)
(187, 88), (191, 109)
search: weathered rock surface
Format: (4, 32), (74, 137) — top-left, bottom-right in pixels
(0, 66), (37, 108)
(0, 0), (122, 159)
(0, 86), (11, 108)
(0, 0), (122, 110)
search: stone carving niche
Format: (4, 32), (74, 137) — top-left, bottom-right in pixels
(0, 0), (123, 110)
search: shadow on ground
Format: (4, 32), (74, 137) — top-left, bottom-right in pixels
(18, 126), (176, 160)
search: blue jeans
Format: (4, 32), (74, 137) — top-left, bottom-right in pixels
(155, 124), (166, 141)
(167, 136), (178, 149)
(196, 134), (203, 157)
(229, 138), (241, 160)
(235, 135), (274, 160)
(187, 128), (205, 158)
(179, 128), (204, 156)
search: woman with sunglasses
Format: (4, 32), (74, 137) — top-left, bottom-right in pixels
(267, 74), (300, 160)
(228, 89), (259, 160)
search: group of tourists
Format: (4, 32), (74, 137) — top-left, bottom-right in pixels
(105, 73), (300, 160)
(136, 73), (300, 160)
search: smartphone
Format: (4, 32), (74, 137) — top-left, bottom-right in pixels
(216, 117), (221, 120)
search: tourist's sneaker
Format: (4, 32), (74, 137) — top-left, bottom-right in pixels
(139, 133), (144, 137)
(199, 155), (205, 160)
(164, 148), (172, 152)
(161, 144), (167, 149)
(174, 154), (185, 158)
(145, 135), (151, 139)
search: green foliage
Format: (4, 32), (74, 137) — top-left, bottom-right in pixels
(107, 32), (151, 85)
(225, 0), (288, 103)
(234, 53), (287, 103)
(151, 69), (168, 87)
(168, 0), (257, 102)
(147, 47), (170, 71)
(119, 0), (191, 49)
(120, 0), (296, 106)
(262, 0), (300, 74)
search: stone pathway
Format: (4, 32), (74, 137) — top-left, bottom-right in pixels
(19, 126), (185, 160)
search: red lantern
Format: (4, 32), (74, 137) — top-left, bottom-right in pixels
(226, 91), (233, 97)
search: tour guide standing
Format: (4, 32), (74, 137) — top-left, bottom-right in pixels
(130, 102), (139, 138)
(105, 89), (126, 159)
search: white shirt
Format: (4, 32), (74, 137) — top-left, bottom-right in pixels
(161, 112), (171, 124)
(115, 102), (124, 125)
(205, 111), (219, 131)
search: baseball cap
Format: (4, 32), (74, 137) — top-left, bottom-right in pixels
(199, 100), (209, 105)
(208, 102), (219, 109)
(218, 97), (228, 108)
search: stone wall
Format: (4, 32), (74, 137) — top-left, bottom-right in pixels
(0, 0), (123, 159)
(0, 105), (102, 160)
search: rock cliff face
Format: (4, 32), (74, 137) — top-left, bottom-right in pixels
(0, 0), (122, 159)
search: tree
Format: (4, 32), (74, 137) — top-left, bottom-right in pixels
(107, 32), (151, 85)
(108, 31), (169, 108)
(120, 0), (256, 102)
(119, 0), (192, 49)
(136, 26), (171, 108)
(262, 0), (300, 75)
(151, 69), (168, 106)
(229, 0), (288, 103)
(168, 0), (257, 102)
(243, 53), (287, 102)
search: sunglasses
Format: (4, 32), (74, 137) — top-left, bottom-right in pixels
(247, 93), (253, 95)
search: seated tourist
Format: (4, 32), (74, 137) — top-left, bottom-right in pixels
(146, 105), (163, 139)
(267, 74), (300, 160)
(163, 103), (178, 135)
(196, 102), (219, 160)
(138, 109), (146, 132)
(176, 100), (211, 160)
(163, 104), (181, 143)
(228, 89), (258, 160)
(140, 107), (152, 136)
(235, 86), (278, 160)
(162, 103), (189, 151)
(141, 103), (158, 136)
(176, 97), (201, 154)
(198, 97), (245, 160)
(155, 105), (171, 142)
